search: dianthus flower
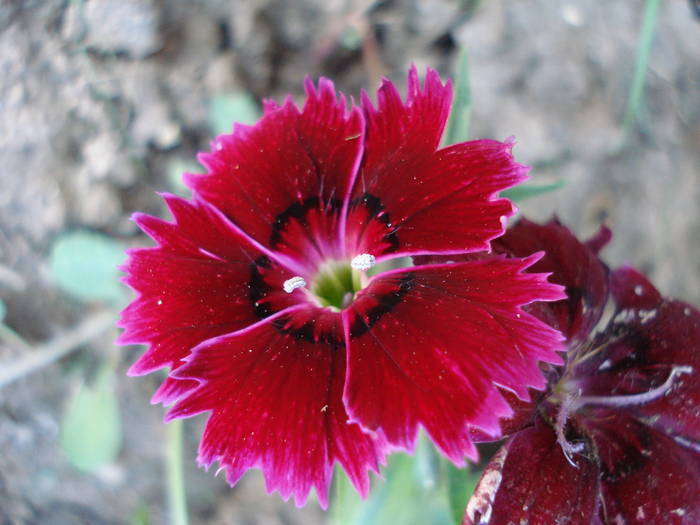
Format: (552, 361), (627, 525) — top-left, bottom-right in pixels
(464, 219), (700, 524)
(119, 67), (565, 507)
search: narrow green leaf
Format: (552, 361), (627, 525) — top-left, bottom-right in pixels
(207, 91), (261, 135)
(502, 179), (565, 203)
(49, 230), (126, 304)
(621, 0), (661, 138)
(0, 298), (5, 322)
(61, 367), (122, 471)
(445, 49), (472, 145)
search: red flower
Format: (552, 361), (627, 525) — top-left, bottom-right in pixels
(464, 219), (700, 525)
(118, 68), (564, 507)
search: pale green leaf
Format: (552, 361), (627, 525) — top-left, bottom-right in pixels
(61, 367), (122, 472)
(330, 434), (454, 525)
(445, 463), (480, 524)
(166, 159), (199, 195)
(208, 91), (261, 135)
(49, 230), (126, 304)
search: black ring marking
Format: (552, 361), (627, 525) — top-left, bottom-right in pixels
(348, 273), (415, 338)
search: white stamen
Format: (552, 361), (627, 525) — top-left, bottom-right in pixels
(283, 276), (306, 293)
(351, 253), (376, 271)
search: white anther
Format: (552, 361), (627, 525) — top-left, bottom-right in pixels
(351, 253), (376, 271)
(283, 276), (306, 293)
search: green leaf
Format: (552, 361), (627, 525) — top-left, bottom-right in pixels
(502, 179), (565, 203)
(60, 367), (122, 472)
(207, 91), (261, 135)
(445, 49), (472, 145)
(49, 230), (126, 304)
(330, 434), (454, 525)
(0, 298), (5, 322)
(445, 463), (480, 524)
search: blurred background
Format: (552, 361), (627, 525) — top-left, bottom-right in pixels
(0, 0), (698, 523)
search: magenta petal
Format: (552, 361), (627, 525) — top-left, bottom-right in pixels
(348, 139), (526, 258)
(118, 195), (268, 393)
(463, 422), (599, 525)
(187, 78), (364, 252)
(166, 308), (386, 508)
(495, 218), (610, 344)
(343, 257), (565, 461)
(349, 67), (526, 258)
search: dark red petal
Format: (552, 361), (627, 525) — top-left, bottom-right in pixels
(166, 307), (386, 508)
(609, 265), (663, 310)
(584, 223), (612, 254)
(494, 218), (610, 344)
(581, 411), (700, 524)
(577, 297), (700, 442)
(186, 78), (363, 255)
(463, 420), (599, 525)
(492, 387), (543, 438)
(343, 257), (565, 462)
(118, 195), (292, 394)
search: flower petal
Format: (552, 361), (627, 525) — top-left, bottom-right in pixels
(186, 78), (364, 260)
(582, 411), (700, 524)
(348, 67), (525, 259)
(494, 218), (610, 344)
(166, 307), (386, 508)
(342, 257), (565, 462)
(577, 272), (700, 442)
(463, 421), (600, 525)
(118, 195), (295, 399)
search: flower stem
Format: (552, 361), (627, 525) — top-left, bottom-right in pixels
(166, 419), (189, 525)
(621, 0), (661, 140)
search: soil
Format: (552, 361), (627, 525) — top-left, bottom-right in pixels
(0, 1), (698, 524)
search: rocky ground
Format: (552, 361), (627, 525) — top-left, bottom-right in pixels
(0, 1), (698, 524)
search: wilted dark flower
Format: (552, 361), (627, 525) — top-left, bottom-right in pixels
(119, 68), (564, 507)
(464, 219), (700, 524)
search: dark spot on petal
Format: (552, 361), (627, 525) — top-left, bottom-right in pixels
(272, 319), (344, 347)
(248, 256), (275, 318)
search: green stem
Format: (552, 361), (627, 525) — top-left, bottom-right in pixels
(621, 0), (661, 139)
(166, 419), (189, 525)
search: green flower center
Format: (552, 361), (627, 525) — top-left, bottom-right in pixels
(311, 261), (364, 310)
